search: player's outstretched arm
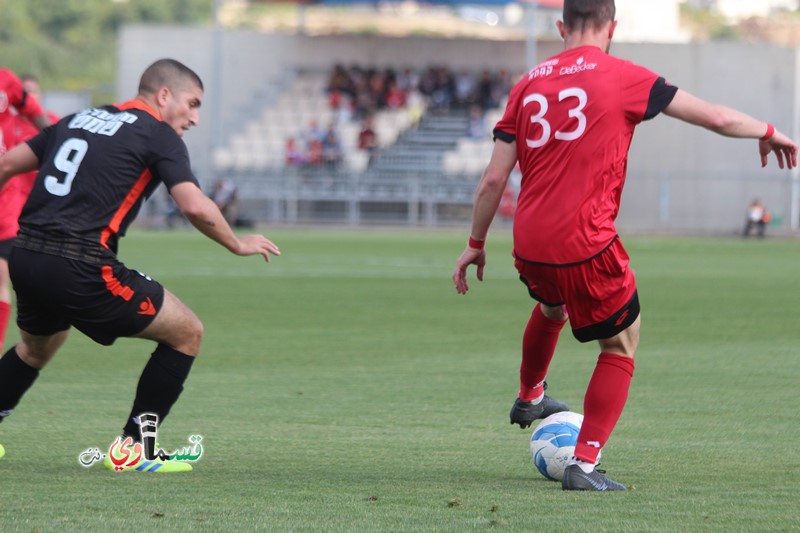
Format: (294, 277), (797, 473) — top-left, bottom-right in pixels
(170, 181), (280, 262)
(453, 139), (517, 295)
(0, 143), (39, 191)
(663, 89), (798, 169)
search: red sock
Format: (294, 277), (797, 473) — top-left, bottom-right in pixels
(0, 301), (10, 350)
(519, 304), (566, 401)
(574, 352), (635, 464)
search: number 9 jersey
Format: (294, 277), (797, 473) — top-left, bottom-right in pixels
(21, 100), (200, 255)
(494, 45), (677, 266)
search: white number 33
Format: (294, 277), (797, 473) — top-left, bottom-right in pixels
(523, 88), (587, 148)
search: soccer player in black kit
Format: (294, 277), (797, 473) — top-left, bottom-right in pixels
(0, 59), (280, 471)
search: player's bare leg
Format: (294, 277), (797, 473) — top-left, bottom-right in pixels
(134, 288), (203, 355)
(0, 258), (13, 350)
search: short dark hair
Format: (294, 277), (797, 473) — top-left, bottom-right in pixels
(138, 58), (204, 96)
(563, 0), (616, 32)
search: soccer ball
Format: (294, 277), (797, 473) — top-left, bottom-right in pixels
(529, 411), (591, 481)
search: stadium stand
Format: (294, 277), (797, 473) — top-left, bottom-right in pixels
(211, 66), (513, 225)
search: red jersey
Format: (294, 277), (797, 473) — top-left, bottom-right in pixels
(0, 68), (46, 240)
(15, 110), (59, 144)
(0, 68), (44, 154)
(494, 46), (677, 265)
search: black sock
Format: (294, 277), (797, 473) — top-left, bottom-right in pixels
(0, 347), (40, 423)
(121, 344), (195, 439)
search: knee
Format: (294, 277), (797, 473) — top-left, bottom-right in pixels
(539, 303), (567, 321)
(183, 317), (204, 355)
(16, 330), (69, 369)
(168, 314), (204, 356)
(16, 342), (53, 370)
(600, 316), (640, 358)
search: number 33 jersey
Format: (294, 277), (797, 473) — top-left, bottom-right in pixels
(494, 45), (677, 265)
(22, 100), (199, 254)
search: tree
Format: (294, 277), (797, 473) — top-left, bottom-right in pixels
(0, 0), (212, 100)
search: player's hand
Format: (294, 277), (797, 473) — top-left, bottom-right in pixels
(759, 130), (798, 170)
(453, 246), (486, 295)
(234, 234), (281, 262)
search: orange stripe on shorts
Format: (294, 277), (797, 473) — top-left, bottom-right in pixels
(101, 265), (134, 301)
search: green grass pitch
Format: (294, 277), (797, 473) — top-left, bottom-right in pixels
(0, 228), (798, 531)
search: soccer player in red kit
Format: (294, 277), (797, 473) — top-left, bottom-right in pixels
(453, 0), (798, 491)
(16, 75), (60, 143)
(0, 68), (51, 352)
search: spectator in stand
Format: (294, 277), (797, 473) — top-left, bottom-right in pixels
(328, 88), (351, 124)
(368, 69), (389, 110)
(405, 89), (426, 129)
(492, 69), (513, 108)
(352, 75), (376, 122)
(303, 119), (326, 147)
(417, 67), (438, 103)
(307, 138), (324, 167)
(455, 70), (476, 110)
(430, 67), (455, 111)
(325, 63), (519, 116)
(328, 88), (343, 110)
(385, 80), (407, 110)
(467, 104), (487, 140)
(396, 67), (419, 95)
(326, 63), (355, 100)
(357, 115), (379, 166)
(285, 137), (307, 168)
(475, 69), (497, 111)
(322, 125), (343, 170)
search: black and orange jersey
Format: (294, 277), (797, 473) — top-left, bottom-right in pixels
(21, 99), (198, 254)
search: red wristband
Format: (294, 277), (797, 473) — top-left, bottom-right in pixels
(760, 123), (775, 141)
(468, 236), (485, 249)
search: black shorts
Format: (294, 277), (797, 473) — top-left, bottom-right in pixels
(9, 247), (164, 346)
(0, 238), (14, 260)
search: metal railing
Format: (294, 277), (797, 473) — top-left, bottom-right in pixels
(234, 167), (481, 226)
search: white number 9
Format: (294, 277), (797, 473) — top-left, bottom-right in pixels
(45, 138), (89, 197)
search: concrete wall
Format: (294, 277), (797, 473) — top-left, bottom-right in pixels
(118, 26), (799, 232)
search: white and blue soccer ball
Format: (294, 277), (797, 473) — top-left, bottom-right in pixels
(530, 411), (595, 481)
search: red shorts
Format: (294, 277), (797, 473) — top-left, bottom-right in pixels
(514, 238), (639, 342)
